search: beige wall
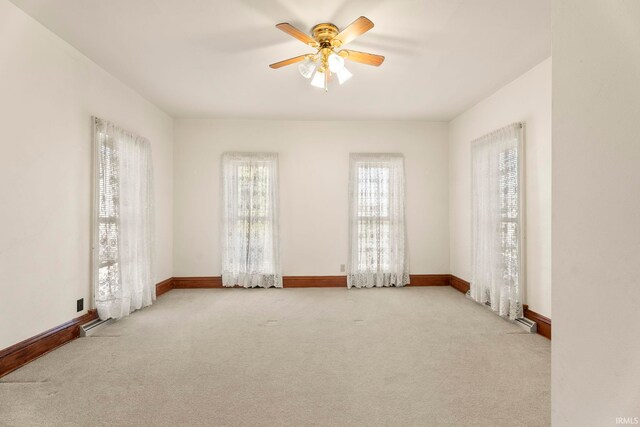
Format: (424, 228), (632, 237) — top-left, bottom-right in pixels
(552, 1), (640, 424)
(0, 0), (174, 349)
(448, 58), (552, 317)
(173, 119), (449, 277)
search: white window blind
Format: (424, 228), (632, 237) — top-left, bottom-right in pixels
(348, 153), (409, 288)
(471, 122), (524, 320)
(93, 117), (154, 320)
(221, 153), (281, 288)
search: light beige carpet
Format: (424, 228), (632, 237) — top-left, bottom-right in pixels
(0, 287), (550, 426)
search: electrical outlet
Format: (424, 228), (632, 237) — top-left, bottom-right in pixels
(76, 298), (84, 312)
(340, 264), (346, 272)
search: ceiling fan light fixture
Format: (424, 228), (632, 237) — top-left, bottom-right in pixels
(336, 66), (353, 85)
(310, 70), (325, 88)
(298, 57), (317, 79)
(328, 52), (345, 73)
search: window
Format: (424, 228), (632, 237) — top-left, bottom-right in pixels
(348, 154), (409, 288)
(356, 163), (391, 272)
(221, 153), (281, 288)
(93, 117), (154, 320)
(499, 147), (520, 290)
(97, 139), (120, 301)
(471, 122), (523, 320)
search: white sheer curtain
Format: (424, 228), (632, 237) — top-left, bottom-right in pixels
(93, 117), (154, 320)
(471, 122), (524, 320)
(221, 152), (282, 288)
(348, 153), (409, 288)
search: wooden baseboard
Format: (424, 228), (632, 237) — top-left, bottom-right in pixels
(155, 277), (174, 296)
(284, 275), (451, 287)
(283, 276), (346, 287)
(171, 276), (344, 288)
(0, 309), (98, 378)
(448, 274), (551, 340)
(167, 275), (453, 289)
(173, 276), (222, 288)
(410, 274), (450, 286)
(523, 307), (552, 339)
(449, 275), (471, 294)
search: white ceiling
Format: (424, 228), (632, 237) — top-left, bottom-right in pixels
(10, 0), (550, 120)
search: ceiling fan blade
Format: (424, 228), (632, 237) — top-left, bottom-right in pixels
(340, 49), (385, 66)
(333, 16), (374, 47)
(275, 23), (318, 47)
(269, 55), (307, 69)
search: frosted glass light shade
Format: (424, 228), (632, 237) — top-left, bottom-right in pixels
(310, 70), (325, 88)
(328, 53), (345, 72)
(298, 58), (316, 79)
(336, 67), (353, 85)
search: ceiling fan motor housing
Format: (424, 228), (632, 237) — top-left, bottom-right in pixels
(311, 23), (341, 47)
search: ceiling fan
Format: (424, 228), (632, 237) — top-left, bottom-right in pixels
(269, 16), (385, 91)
